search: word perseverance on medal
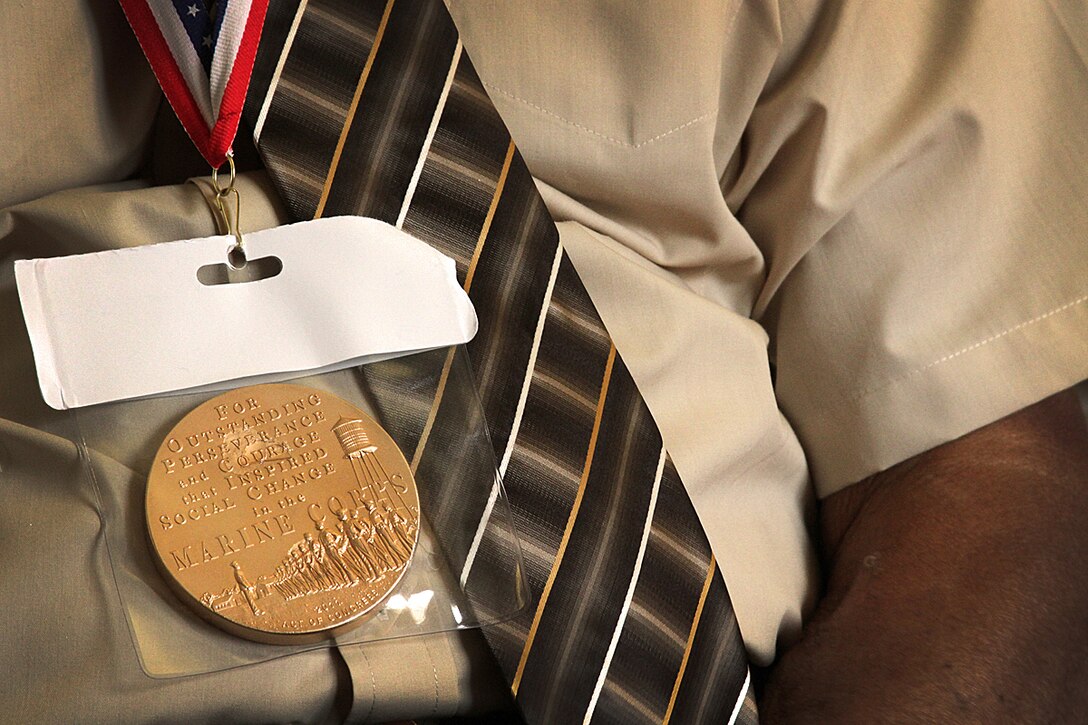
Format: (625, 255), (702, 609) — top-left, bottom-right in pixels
(146, 383), (420, 643)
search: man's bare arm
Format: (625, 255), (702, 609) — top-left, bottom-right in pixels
(761, 388), (1088, 723)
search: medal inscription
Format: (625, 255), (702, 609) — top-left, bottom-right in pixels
(146, 383), (419, 643)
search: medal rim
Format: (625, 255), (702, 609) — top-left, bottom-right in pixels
(144, 382), (421, 645)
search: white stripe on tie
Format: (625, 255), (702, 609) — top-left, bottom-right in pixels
(582, 445), (666, 723)
(459, 241), (564, 588)
(728, 670), (752, 725)
(252, 0), (308, 143)
(396, 39), (463, 229)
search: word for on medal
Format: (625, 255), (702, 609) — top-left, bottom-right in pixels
(159, 392), (327, 474)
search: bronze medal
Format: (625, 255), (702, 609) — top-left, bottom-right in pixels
(146, 383), (420, 643)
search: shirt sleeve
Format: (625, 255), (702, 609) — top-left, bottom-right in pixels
(732, 1), (1088, 496)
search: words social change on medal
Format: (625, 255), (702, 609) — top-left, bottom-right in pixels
(154, 391), (358, 572)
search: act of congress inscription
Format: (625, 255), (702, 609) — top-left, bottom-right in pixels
(146, 383), (420, 643)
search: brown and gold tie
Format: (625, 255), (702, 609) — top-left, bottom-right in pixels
(244, 1), (757, 722)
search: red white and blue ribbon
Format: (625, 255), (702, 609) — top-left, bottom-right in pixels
(119, 0), (269, 168)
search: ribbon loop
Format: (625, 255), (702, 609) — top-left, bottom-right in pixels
(209, 152), (246, 266)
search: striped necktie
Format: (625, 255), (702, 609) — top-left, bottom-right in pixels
(244, 1), (757, 722)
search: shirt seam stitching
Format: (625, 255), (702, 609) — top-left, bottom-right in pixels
(482, 82), (714, 148)
(845, 292), (1088, 405)
(358, 645), (378, 721)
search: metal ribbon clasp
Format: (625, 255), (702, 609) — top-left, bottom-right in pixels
(210, 152), (247, 269)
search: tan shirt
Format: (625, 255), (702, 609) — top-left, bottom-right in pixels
(447, 0), (1088, 662)
(3, 0), (1087, 671)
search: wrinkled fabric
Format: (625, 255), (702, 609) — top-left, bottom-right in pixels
(0, 176), (510, 723)
(448, 0), (1088, 660)
(2, 0), (1085, 681)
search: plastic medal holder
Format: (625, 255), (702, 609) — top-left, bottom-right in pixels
(144, 382), (423, 645)
(16, 217), (530, 677)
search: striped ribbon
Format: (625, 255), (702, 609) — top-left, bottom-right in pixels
(120, 0), (269, 166)
(244, 1), (758, 722)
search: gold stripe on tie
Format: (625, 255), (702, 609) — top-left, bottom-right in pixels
(313, 0), (396, 219)
(511, 343), (617, 694)
(462, 139), (515, 292)
(409, 346), (456, 475)
(409, 138), (516, 473)
(249, 3), (754, 718)
(663, 556), (717, 724)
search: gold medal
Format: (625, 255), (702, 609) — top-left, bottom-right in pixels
(146, 383), (420, 643)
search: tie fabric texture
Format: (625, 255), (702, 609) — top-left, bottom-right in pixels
(243, 1), (757, 722)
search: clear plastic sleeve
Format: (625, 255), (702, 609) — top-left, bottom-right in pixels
(73, 346), (529, 678)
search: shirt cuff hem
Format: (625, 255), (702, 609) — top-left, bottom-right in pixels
(795, 293), (1088, 498)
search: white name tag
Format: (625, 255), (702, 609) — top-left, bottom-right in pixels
(15, 216), (477, 409)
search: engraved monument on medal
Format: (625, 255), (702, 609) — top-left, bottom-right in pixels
(145, 383), (420, 643)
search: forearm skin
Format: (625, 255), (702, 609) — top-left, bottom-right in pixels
(762, 389), (1088, 723)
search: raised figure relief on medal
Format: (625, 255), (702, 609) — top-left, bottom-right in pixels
(146, 383), (420, 643)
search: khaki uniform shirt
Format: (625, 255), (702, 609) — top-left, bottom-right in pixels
(448, 0), (1088, 661)
(2, 0), (1087, 720)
